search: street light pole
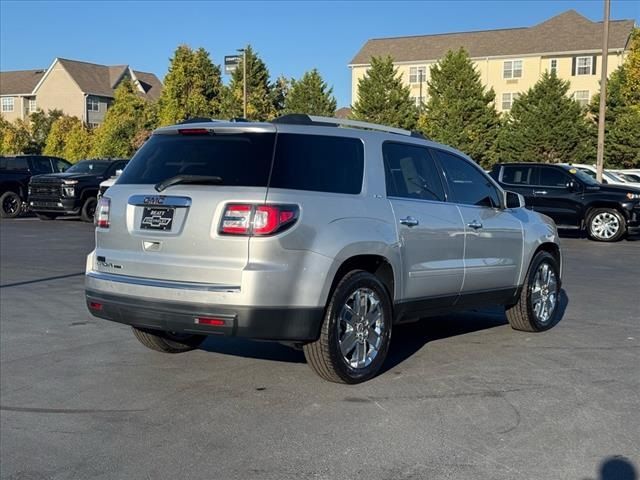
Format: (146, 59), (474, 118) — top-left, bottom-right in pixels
(596, 0), (610, 183)
(237, 48), (247, 118)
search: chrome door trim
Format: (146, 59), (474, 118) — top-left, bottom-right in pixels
(87, 271), (240, 292)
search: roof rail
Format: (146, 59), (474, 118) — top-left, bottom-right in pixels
(273, 114), (422, 138)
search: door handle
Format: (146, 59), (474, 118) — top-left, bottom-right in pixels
(467, 221), (483, 230)
(399, 216), (419, 227)
(534, 190), (548, 195)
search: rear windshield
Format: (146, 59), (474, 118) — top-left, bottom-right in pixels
(118, 131), (365, 194)
(118, 133), (275, 187)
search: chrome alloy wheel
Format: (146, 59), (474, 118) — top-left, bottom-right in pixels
(530, 262), (558, 324)
(591, 212), (620, 240)
(338, 288), (385, 369)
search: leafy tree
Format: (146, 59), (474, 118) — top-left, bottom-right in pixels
(283, 69), (337, 116)
(0, 117), (31, 154)
(91, 80), (154, 158)
(496, 72), (592, 164)
(271, 75), (290, 117)
(221, 45), (275, 121)
(63, 122), (93, 162)
(351, 56), (417, 130)
(158, 45), (223, 125)
(25, 109), (63, 154)
(43, 115), (82, 159)
(418, 48), (500, 167)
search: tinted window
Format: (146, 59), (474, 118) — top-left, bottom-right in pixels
(502, 165), (536, 185)
(539, 167), (571, 187)
(107, 160), (128, 177)
(53, 159), (70, 172)
(29, 157), (53, 174)
(270, 134), (364, 194)
(0, 157), (28, 171)
(118, 133), (275, 186)
(66, 161), (110, 175)
(436, 151), (502, 208)
(383, 142), (445, 201)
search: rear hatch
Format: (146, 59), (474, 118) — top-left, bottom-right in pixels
(94, 123), (276, 286)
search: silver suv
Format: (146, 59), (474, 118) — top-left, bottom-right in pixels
(85, 115), (563, 384)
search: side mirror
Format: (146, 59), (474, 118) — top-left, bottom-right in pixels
(505, 190), (526, 209)
(115, 169), (123, 177)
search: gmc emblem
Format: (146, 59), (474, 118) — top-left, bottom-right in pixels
(143, 196), (166, 205)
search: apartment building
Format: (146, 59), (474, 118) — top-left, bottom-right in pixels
(349, 10), (636, 112)
(0, 58), (162, 126)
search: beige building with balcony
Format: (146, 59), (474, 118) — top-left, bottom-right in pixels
(0, 58), (162, 126)
(349, 10), (636, 112)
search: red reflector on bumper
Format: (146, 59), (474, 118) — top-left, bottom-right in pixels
(89, 302), (103, 311)
(195, 317), (225, 326)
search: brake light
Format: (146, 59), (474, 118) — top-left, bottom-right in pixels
(178, 128), (209, 135)
(95, 197), (110, 228)
(220, 204), (299, 236)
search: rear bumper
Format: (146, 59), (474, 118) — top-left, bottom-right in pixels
(85, 289), (324, 342)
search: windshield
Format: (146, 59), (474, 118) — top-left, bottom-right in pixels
(570, 168), (600, 186)
(66, 161), (109, 175)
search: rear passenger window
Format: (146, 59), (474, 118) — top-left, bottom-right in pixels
(382, 142), (445, 202)
(0, 157), (28, 171)
(539, 167), (571, 187)
(270, 134), (364, 194)
(29, 157), (53, 174)
(502, 165), (536, 185)
(436, 150), (502, 208)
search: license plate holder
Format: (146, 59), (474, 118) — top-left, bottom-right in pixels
(140, 207), (175, 231)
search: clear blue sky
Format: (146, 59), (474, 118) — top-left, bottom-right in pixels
(1, 0), (638, 107)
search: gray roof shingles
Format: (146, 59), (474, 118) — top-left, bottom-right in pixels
(0, 69), (46, 95)
(350, 10), (636, 65)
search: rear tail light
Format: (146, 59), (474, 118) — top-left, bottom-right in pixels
(178, 128), (209, 135)
(220, 203), (299, 236)
(95, 197), (110, 228)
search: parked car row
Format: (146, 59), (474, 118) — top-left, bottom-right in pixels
(0, 155), (127, 221)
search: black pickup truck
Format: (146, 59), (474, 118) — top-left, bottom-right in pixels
(29, 158), (128, 222)
(490, 162), (640, 242)
(0, 155), (70, 218)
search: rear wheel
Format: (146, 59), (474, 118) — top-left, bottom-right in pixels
(36, 213), (58, 221)
(587, 208), (626, 242)
(80, 196), (97, 223)
(131, 327), (206, 353)
(303, 270), (392, 384)
(0, 191), (22, 218)
(506, 251), (561, 332)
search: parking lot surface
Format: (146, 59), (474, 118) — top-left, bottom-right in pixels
(1, 218), (639, 480)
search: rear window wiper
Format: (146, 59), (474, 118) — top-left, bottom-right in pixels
(154, 175), (223, 192)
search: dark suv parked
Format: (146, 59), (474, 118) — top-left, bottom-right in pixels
(490, 163), (640, 242)
(29, 158), (128, 222)
(0, 155), (70, 218)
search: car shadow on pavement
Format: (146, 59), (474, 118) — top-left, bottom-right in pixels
(199, 290), (569, 371)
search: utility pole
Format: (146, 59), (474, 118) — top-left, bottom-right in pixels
(238, 48), (247, 118)
(596, 0), (610, 183)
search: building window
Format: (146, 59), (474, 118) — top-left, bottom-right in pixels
(549, 59), (558, 75)
(573, 90), (590, 107)
(501, 92), (520, 111)
(409, 66), (427, 84)
(1, 97), (14, 112)
(28, 99), (37, 113)
(87, 97), (100, 112)
(503, 60), (523, 79)
(576, 56), (593, 75)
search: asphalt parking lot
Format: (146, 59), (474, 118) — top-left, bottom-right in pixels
(1, 218), (638, 480)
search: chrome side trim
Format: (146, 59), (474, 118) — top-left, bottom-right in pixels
(128, 195), (192, 208)
(86, 271), (240, 292)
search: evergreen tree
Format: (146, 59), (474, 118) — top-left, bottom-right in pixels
(63, 122), (93, 162)
(91, 80), (154, 158)
(351, 56), (417, 130)
(283, 69), (337, 116)
(271, 75), (290, 117)
(496, 72), (591, 164)
(43, 115), (81, 159)
(418, 48), (500, 167)
(221, 45), (275, 121)
(158, 45), (223, 125)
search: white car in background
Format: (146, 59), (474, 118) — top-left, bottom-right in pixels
(611, 170), (640, 183)
(97, 168), (125, 200)
(570, 164), (640, 189)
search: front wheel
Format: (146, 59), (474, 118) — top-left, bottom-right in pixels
(0, 191), (22, 218)
(80, 196), (97, 223)
(131, 327), (206, 353)
(587, 208), (626, 242)
(506, 251), (561, 332)
(303, 270), (392, 384)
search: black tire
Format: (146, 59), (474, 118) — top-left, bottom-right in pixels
(36, 213), (58, 221)
(303, 270), (392, 384)
(131, 326), (206, 353)
(586, 208), (626, 242)
(80, 196), (97, 223)
(0, 191), (22, 218)
(506, 251), (561, 332)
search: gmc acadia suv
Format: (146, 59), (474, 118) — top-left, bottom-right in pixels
(85, 115), (563, 383)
